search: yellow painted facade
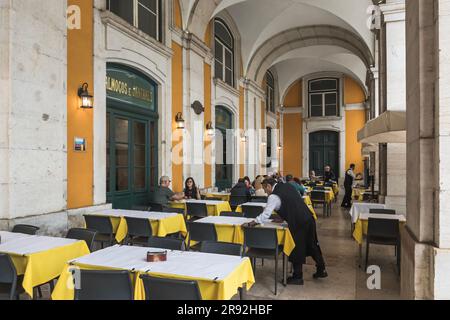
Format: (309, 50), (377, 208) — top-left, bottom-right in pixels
(171, 41), (184, 193)
(345, 110), (366, 174)
(173, 0), (183, 29)
(67, 0), (94, 209)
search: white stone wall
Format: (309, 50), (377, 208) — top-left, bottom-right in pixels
(0, 0), (68, 221)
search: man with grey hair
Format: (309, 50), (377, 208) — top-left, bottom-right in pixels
(151, 176), (185, 208)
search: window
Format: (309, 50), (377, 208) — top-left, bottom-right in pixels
(308, 78), (339, 117)
(214, 19), (234, 87)
(107, 0), (162, 41)
(266, 72), (275, 113)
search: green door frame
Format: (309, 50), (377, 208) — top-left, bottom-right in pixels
(309, 130), (340, 177)
(215, 106), (234, 191)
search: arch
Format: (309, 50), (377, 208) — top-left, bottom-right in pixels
(246, 25), (374, 84)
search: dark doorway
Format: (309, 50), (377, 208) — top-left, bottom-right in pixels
(215, 106), (234, 191)
(309, 131), (339, 177)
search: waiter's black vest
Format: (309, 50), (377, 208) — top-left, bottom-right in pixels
(272, 182), (311, 226)
(344, 169), (354, 188)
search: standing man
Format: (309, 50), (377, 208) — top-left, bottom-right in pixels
(247, 178), (327, 285)
(341, 164), (356, 208)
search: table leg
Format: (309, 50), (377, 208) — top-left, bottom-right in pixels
(239, 284), (247, 300)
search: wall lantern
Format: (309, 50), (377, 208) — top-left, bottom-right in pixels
(206, 121), (215, 136)
(77, 83), (94, 109)
(175, 112), (185, 130)
(241, 131), (248, 143)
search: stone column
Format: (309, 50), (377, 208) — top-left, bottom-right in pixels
(403, 0), (450, 299)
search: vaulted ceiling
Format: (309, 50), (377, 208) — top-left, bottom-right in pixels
(180, 0), (374, 98)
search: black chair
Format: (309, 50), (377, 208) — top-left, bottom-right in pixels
(186, 222), (217, 251)
(163, 207), (185, 215)
(131, 205), (151, 212)
(310, 191), (331, 218)
(11, 224), (39, 235)
(83, 215), (115, 249)
(241, 205), (264, 219)
(313, 186), (326, 191)
(149, 203), (164, 212)
(148, 237), (185, 251)
(205, 197), (222, 201)
(201, 241), (242, 256)
(140, 275), (202, 300)
(66, 228), (97, 252)
(229, 196), (249, 211)
(74, 270), (134, 300)
(186, 202), (208, 221)
(369, 209), (396, 215)
(365, 218), (401, 274)
(251, 197), (268, 203)
(220, 211), (244, 218)
(125, 217), (153, 246)
(0, 254), (23, 300)
(243, 226), (283, 295)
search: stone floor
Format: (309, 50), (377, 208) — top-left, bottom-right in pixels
(15, 195), (402, 301)
(244, 196), (402, 300)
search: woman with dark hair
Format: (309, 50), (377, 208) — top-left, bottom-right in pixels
(184, 177), (201, 200)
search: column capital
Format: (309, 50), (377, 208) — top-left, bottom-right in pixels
(380, 1), (405, 23)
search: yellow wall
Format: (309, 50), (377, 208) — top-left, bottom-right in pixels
(345, 110), (366, 174)
(172, 41), (184, 192)
(239, 86), (245, 178)
(67, 0), (94, 209)
(204, 63), (212, 188)
(282, 80), (303, 177)
(173, 0), (183, 29)
(345, 77), (366, 105)
(204, 21), (213, 48)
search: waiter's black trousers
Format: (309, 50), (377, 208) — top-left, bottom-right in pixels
(293, 244), (326, 279)
(341, 186), (353, 208)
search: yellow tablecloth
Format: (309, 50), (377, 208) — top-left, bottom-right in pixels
(52, 258), (255, 301)
(105, 214), (187, 243)
(353, 219), (406, 245)
(170, 201), (232, 216)
(206, 193), (231, 202)
(7, 241), (90, 298)
(352, 188), (367, 201)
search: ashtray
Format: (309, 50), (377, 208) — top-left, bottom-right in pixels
(147, 251), (168, 262)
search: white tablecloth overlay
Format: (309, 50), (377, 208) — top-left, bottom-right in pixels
(185, 200), (228, 206)
(0, 232), (80, 255)
(71, 245), (249, 281)
(239, 202), (266, 208)
(349, 203), (387, 223)
(195, 216), (288, 230)
(89, 210), (178, 220)
(359, 213), (406, 222)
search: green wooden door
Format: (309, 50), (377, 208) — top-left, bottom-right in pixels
(309, 131), (339, 177)
(106, 64), (159, 209)
(215, 106), (234, 191)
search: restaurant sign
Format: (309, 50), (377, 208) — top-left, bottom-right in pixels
(106, 65), (157, 111)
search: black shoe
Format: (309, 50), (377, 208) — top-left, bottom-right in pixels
(287, 277), (304, 285)
(313, 270), (328, 279)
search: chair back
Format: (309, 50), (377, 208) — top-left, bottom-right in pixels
(0, 254), (16, 284)
(147, 237), (185, 251)
(243, 227), (278, 250)
(201, 241), (242, 256)
(149, 203), (164, 212)
(66, 228), (97, 251)
(205, 197), (222, 201)
(125, 217), (153, 239)
(140, 275), (202, 300)
(369, 209), (396, 215)
(220, 211), (244, 218)
(163, 207), (185, 215)
(11, 224), (39, 235)
(131, 205), (151, 212)
(251, 197), (268, 203)
(187, 222), (217, 243)
(229, 195), (249, 207)
(83, 215), (114, 235)
(186, 203), (208, 218)
(313, 186), (326, 191)
(74, 270), (133, 300)
(367, 218), (400, 240)
(241, 205), (264, 219)
(310, 191), (326, 202)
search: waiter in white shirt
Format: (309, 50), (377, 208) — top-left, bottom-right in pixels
(247, 178), (327, 285)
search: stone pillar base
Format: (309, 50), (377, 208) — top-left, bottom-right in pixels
(401, 226), (450, 299)
(0, 204), (112, 237)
